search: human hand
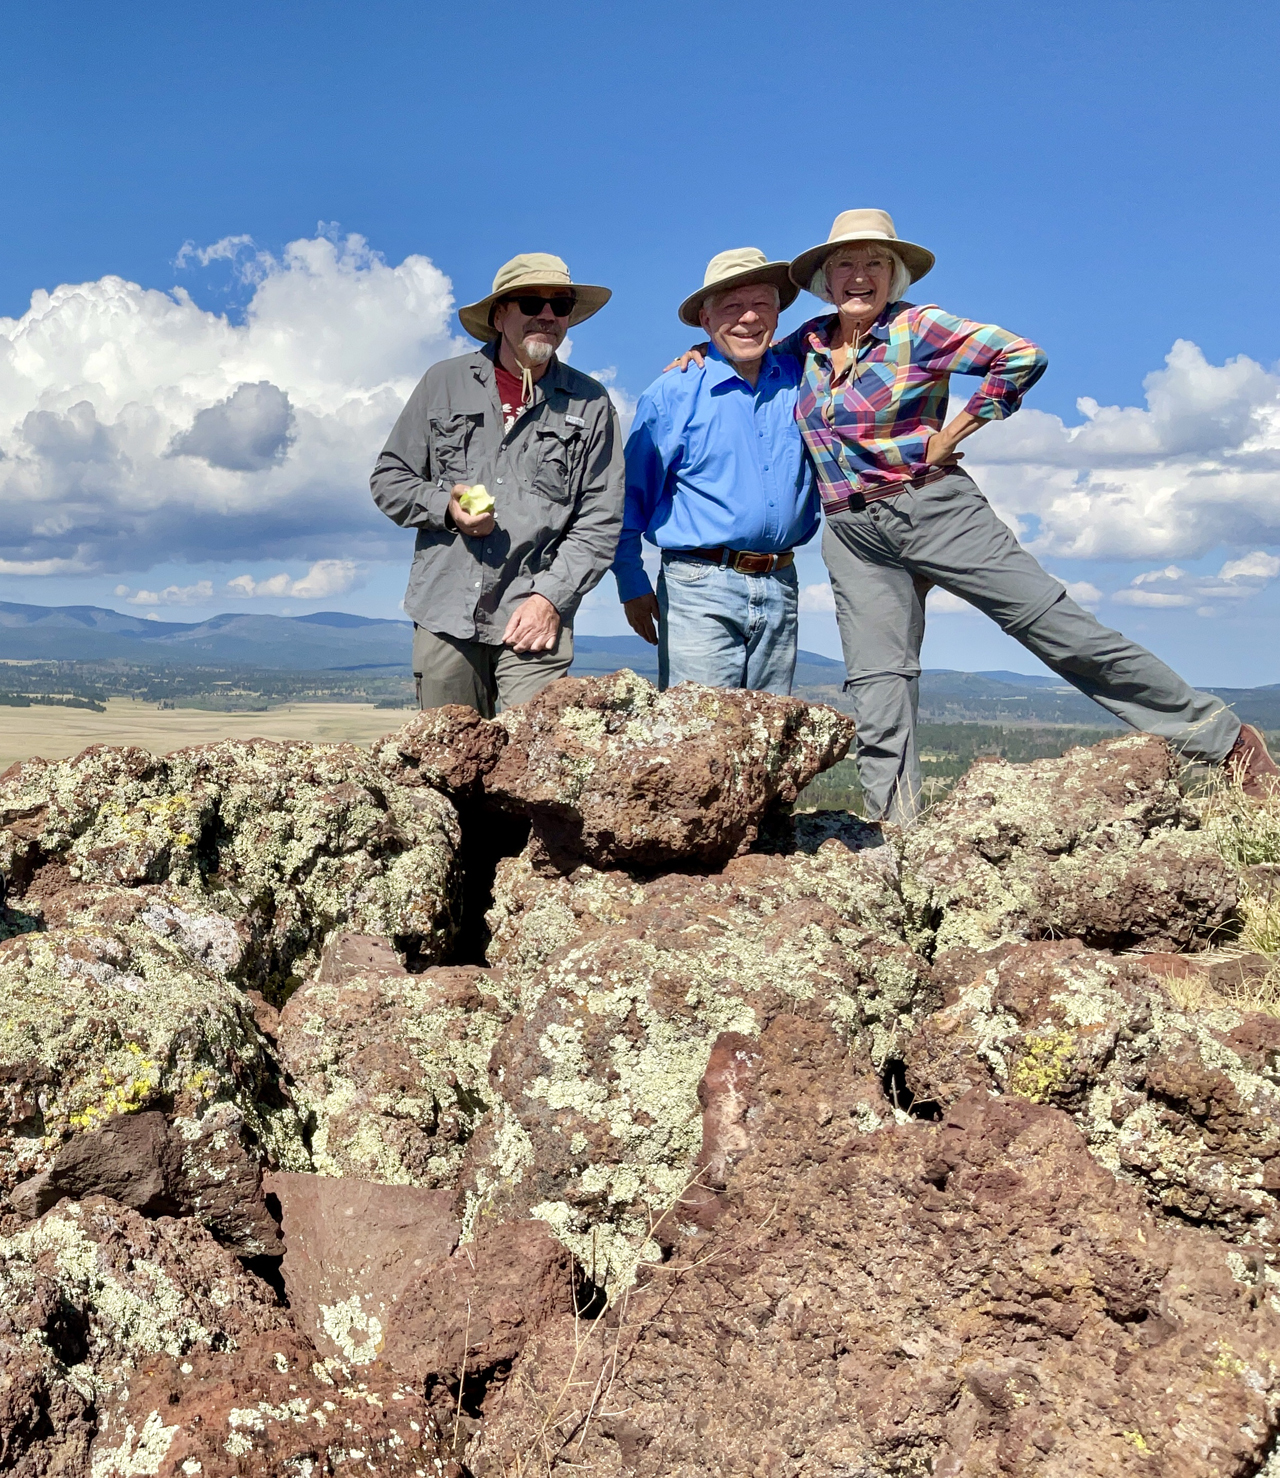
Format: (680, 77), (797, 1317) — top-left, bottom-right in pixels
(923, 433), (964, 468)
(623, 592), (660, 646)
(449, 484), (496, 537)
(663, 342), (710, 373)
(502, 593), (561, 653)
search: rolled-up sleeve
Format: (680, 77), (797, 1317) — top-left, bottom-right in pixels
(370, 373), (454, 531)
(531, 399), (625, 619)
(911, 306), (1047, 422)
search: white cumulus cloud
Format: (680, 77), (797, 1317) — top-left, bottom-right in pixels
(799, 582), (836, 613)
(0, 231), (465, 575)
(226, 558), (359, 600)
(115, 580), (214, 606)
(968, 339), (1280, 563)
(1109, 551), (1280, 615)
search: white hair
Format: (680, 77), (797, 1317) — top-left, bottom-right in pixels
(809, 245), (912, 305)
(702, 281), (782, 316)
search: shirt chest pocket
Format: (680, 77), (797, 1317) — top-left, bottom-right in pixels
(531, 426), (582, 503)
(429, 412), (484, 484)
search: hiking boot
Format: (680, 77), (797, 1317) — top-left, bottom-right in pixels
(1223, 723), (1280, 799)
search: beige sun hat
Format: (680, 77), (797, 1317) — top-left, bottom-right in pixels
(788, 209), (935, 294)
(458, 252), (612, 341)
(678, 247), (799, 328)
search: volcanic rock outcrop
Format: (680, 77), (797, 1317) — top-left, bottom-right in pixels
(1, 690), (1278, 1476)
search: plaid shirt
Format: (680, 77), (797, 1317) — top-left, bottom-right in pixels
(777, 302), (1047, 506)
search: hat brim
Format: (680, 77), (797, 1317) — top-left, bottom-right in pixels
(788, 235), (935, 295)
(457, 283), (611, 342)
(678, 262), (799, 328)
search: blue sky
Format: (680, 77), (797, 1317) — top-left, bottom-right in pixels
(2, 0), (1279, 682)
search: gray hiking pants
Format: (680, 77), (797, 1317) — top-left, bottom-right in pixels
(412, 622), (573, 717)
(822, 469), (1240, 824)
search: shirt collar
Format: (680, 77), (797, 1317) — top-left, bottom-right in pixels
(475, 341), (566, 401)
(704, 343), (779, 389)
(805, 300), (906, 354)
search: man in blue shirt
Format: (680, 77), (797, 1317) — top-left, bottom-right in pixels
(612, 249), (819, 694)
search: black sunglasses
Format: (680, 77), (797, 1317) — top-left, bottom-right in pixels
(508, 294), (576, 318)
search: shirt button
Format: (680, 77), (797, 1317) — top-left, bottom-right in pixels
(474, 581), (481, 587)
(496, 478), (504, 485)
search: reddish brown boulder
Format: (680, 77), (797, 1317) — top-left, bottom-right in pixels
(268, 1171), (459, 1363)
(902, 733), (1240, 955)
(90, 1333), (461, 1478)
(461, 852), (934, 1285)
(11, 1106), (282, 1255)
(374, 702), (508, 795)
(485, 670), (856, 870)
(277, 934), (510, 1187)
(904, 938), (1280, 1254)
(0, 1194), (294, 1473)
(472, 1017), (1280, 1478)
(387, 1219), (581, 1443)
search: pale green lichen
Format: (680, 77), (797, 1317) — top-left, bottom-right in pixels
(900, 735), (1236, 957)
(319, 1296), (384, 1365)
(1, 1209), (212, 1381)
(90, 1409), (179, 1477)
(280, 966), (507, 1188)
(0, 916), (309, 1195)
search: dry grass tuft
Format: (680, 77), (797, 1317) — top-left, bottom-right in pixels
(1158, 963), (1280, 1018)
(1179, 771), (1280, 1017)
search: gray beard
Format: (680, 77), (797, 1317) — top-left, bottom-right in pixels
(521, 339), (555, 365)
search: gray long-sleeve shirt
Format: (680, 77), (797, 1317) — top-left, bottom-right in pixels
(370, 344), (625, 643)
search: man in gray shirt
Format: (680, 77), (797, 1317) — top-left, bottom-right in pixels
(371, 252), (625, 715)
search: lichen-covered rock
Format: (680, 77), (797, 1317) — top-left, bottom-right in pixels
(904, 938), (1280, 1257)
(470, 1021), (1280, 1478)
(373, 702), (509, 796)
(462, 845), (934, 1285)
(0, 1193), (292, 1469)
(0, 738), (462, 993)
(0, 909), (307, 1214)
(485, 670), (856, 870)
(2, 1194), (461, 1478)
(277, 933), (510, 1187)
(485, 825), (907, 991)
(901, 733), (1240, 956)
(89, 1332), (458, 1478)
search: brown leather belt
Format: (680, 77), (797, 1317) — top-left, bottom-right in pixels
(823, 463), (955, 516)
(677, 547), (795, 575)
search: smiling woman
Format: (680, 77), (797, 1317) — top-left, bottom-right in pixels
(774, 208), (1279, 820)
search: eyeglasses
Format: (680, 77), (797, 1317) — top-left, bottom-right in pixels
(508, 294), (576, 318)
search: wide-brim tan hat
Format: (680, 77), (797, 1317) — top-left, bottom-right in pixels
(458, 252), (612, 341)
(789, 209), (935, 293)
(678, 247), (799, 327)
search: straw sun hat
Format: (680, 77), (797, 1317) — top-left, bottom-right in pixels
(458, 252), (612, 342)
(788, 209), (935, 292)
(678, 247), (799, 328)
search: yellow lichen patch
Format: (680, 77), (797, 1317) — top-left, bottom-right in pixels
(1007, 1029), (1077, 1103)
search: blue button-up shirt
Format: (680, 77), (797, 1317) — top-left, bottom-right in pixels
(612, 346), (819, 603)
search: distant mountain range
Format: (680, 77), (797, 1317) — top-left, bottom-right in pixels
(0, 600), (413, 668)
(2, 600), (1279, 728)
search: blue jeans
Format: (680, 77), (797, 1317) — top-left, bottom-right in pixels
(657, 552), (799, 694)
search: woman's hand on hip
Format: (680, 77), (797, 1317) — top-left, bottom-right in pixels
(924, 411), (984, 467)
